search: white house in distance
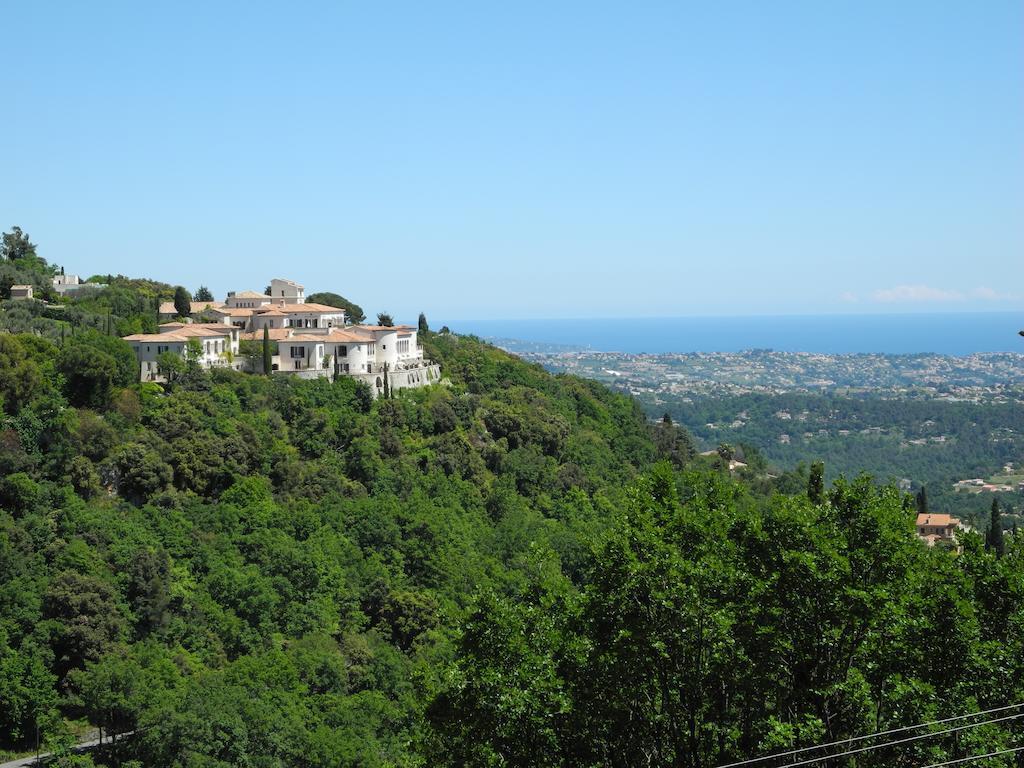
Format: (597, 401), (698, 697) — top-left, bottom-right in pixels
(52, 274), (81, 294)
(123, 324), (241, 381)
(126, 277), (439, 396)
(9, 285), (34, 300)
(241, 323), (440, 396)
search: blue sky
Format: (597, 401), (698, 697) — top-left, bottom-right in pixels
(3, 1), (1022, 321)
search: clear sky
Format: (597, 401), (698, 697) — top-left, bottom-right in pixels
(3, 1), (1022, 321)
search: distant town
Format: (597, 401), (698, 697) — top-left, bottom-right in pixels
(496, 343), (1024, 526)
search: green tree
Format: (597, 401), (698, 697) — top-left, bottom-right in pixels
(986, 498), (1005, 557)
(172, 285), (191, 318)
(306, 291), (365, 323)
(1, 226), (40, 265)
(377, 311), (394, 327)
(194, 285), (214, 302)
(263, 326), (272, 375)
(0, 335), (43, 415)
(155, 350), (185, 382)
(418, 312), (429, 333)
(0, 642), (58, 747)
(807, 460), (825, 505)
(915, 485), (928, 514)
(58, 345), (116, 408)
(43, 572), (126, 680)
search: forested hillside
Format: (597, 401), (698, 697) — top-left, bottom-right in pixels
(2, 234), (1024, 765)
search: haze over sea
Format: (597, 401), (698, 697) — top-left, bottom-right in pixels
(453, 312), (1024, 356)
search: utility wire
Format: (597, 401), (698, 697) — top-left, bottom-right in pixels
(921, 745), (1024, 768)
(766, 711), (1024, 768)
(715, 703), (1024, 768)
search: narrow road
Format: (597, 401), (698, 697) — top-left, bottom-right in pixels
(0, 732), (128, 768)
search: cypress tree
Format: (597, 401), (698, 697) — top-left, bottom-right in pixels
(173, 285), (192, 318)
(988, 498), (1005, 557)
(383, 362), (390, 399)
(418, 312), (429, 333)
(807, 461), (825, 505)
(916, 486), (928, 514)
(262, 327), (272, 376)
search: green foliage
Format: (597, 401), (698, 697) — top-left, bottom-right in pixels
(306, 291), (365, 323)
(4, 264), (1018, 767)
(376, 311), (394, 327)
(429, 467), (1024, 766)
(262, 326), (272, 376)
(172, 286), (191, 318)
(808, 459), (825, 504)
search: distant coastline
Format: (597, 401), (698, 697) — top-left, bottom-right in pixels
(453, 311), (1024, 356)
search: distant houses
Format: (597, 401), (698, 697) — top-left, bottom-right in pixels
(9, 284), (34, 300)
(125, 277), (439, 397)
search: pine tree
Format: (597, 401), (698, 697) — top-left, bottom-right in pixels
(807, 461), (825, 505)
(262, 327), (272, 376)
(916, 486), (928, 514)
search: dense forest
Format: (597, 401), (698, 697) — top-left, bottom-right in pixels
(667, 392), (1024, 526)
(3, 230), (1024, 766)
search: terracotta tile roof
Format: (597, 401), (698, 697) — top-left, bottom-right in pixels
(229, 290), (270, 299)
(240, 328), (294, 341)
(274, 302), (346, 314)
(212, 307), (255, 317)
(123, 333), (189, 342)
(160, 326), (232, 339)
(916, 514), (960, 527)
(240, 328), (374, 343)
(356, 324), (414, 333)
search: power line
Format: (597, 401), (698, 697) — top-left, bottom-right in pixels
(767, 711), (1024, 768)
(715, 703), (1024, 768)
(921, 746), (1024, 768)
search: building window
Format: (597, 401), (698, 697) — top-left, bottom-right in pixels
(290, 346), (304, 358)
(339, 345), (347, 357)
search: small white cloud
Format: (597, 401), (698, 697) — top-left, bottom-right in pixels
(839, 291), (858, 303)
(872, 285), (964, 303)
(969, 286), (1017, 301)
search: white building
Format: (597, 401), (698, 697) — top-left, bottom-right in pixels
(52, 274), (81, 294)
(239, 323), (439, 397)
(126, 278), (438, 395)
(224, 290), (272, 309)
(123, 324), (240, 381)
(249, 302), (346, 331)
(269, 278), (304, 304)
(9, 285), (34, 300)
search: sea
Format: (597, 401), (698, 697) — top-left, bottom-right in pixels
(450, 312), (1024, 356)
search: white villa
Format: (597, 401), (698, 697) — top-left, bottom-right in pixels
(129, 278), (439, 397)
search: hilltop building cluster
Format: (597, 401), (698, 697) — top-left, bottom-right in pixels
(123, 278), (440, 397)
